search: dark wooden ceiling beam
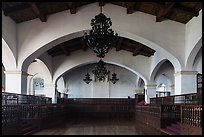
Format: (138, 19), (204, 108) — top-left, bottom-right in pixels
(31, 2), (47, 22)
(126, 2), (136, 14)
(132, 44), (143, 56)
(81, 38), (88, 51)
(70, 2), (76, 14)
(116, 37), (123, 51)
(99, 2), (106, 7)
(60, 45), (70, 56)
(156, 2), (175, 22)
(172, 6), (199, 17)
(3, 4), (31, 16)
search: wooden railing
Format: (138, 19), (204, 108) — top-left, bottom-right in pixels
(160, 104), (181, 128)
(150, 93), (199, 105)
(135, 106), (161, 117)
(2, 104), (67, 135)
(2, 105), (20, 129)
(181, 105), (202, 128)
(63, 98), (136, 120)
(2, 92), (52, 105)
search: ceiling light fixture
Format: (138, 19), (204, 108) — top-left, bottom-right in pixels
(83, 5), (118, 58)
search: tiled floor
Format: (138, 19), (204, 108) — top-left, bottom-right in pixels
(33, 118), (162, 135)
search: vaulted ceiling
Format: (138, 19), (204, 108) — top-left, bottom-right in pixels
(2, 2), (202, 58)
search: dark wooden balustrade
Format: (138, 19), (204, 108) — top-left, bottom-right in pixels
(64, 98), (136, 120)
(150, 93), (199, 106)
(2, 92), (52, 105)
(180, 105), (202, 135)
(160, 104), (181, 128)
(181, 105), (202, 128)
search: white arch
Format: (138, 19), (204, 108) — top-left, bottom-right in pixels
(55, 60), (147, 86)
(149, 59), (174, 82)
(186, 38), (202, 70)
(2, 38), (16, 70)
(33, 59), (52, 84)
(21, 29), (181, 72)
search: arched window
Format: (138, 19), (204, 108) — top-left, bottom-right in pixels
(156, 83), (170, 97)
(33, 78), (44, 96)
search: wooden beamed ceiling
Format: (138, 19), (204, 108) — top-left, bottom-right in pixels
(2, 2), (202, 24)
(47, 36), (156, 57)
(2, 2), (201, 58)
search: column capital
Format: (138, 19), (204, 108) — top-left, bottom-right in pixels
(174, 70), (198, 76)
(4, 70), (30, 76)
(145, 84), (157, 89)
(44, 84), (56, 88)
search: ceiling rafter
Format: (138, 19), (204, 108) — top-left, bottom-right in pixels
(99, 2), (106, 7)
(172, 6), (199, 17)
(126, 2), (136, 14)
(116, 37), (123, 51)
(3, 3), (31, 16)
(133, 44), (143, 56)
(31, 2), (47, 22)
(60, 44), (70, 56)
(2, 2), (202, 24)
(81, 38), (88, 51)
(156, 2), (175, 22)
(70, 2), (77, 14)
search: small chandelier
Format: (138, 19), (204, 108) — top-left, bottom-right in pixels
(83, 65), (92, 84)
(92, 60), (110, 81)
(110, 73), (119, 84)
(83, 5), (118, 58)
(110, 65), (119, 84)
(83, 73), (92, 84)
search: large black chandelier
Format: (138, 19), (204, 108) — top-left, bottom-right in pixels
(83, 5), (118, 58)
(83, 4), (119, 84)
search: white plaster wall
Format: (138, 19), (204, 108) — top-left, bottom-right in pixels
(109, 66), (137, 98)
(38, 52), (53, 75)
(56, 77), (66, 93)
(154, 61), (174, 84)
(2, 11), (17, 60)
(193, 48), (202, 74)
(64, 63), (137, 98)
(185, 10), (202, 66)
(16, 3), (184, 71)
(64, 66), (93, 98)
(2, 38), (16, 70)
(149, 52), (175, 82)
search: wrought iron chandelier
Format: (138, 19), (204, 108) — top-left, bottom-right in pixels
(83, 60), (119, 84)
(83, 5), (118, 58)
(83, 4), (119, 84)
(110, 66), (119, 84)
(83, 73), (92, 84)
(92, 60), (110, 82)
(83, 65), (92, 84)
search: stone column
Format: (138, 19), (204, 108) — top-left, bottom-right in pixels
(174, 71), (197, 95)
(4, 70), (28, 94)
(44, 84), (57, 103)
(144, 84), (157, 104)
